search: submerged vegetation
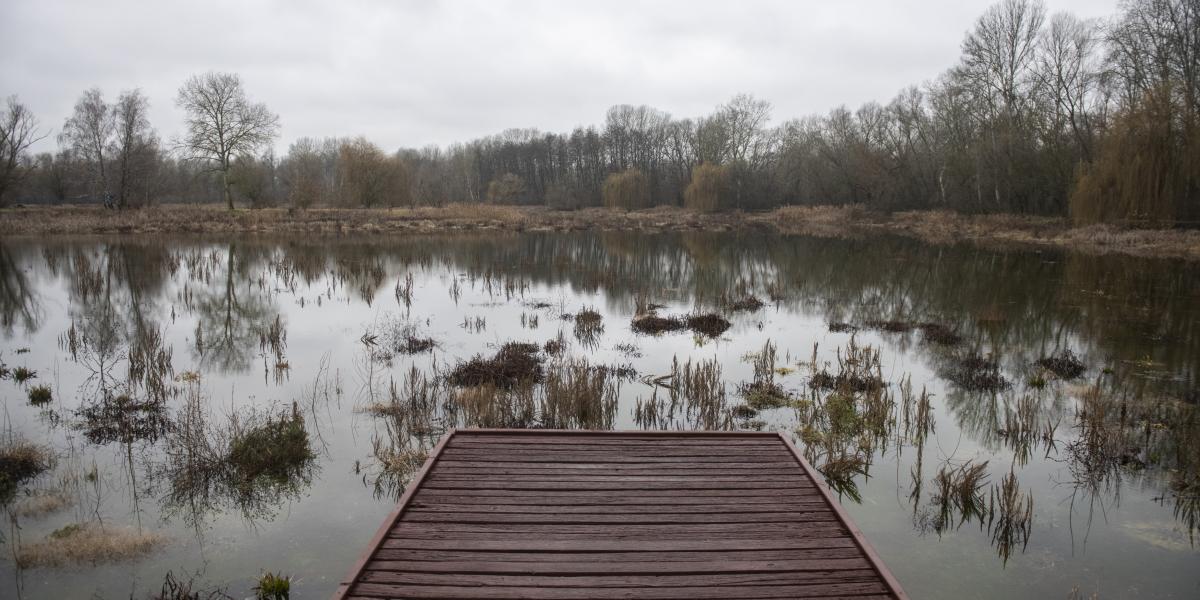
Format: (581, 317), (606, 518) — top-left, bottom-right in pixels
(15, 522), (168, 569)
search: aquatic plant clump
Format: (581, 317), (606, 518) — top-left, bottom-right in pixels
(740, 380), (792, 410)
(12, 366), (37, 383)
(448, 342), (544, 388)
(828, 322), (857, 333)
(573, 307), (605, 348)
(228, 406), (317, 488)
(253, 571), (292, 600)
(947, 354), (1011, 393)
(14, 522), (168, 569)
(0, 440), (55, 503)
(723, 295), (765, 312)
(685, 313), (732, 337)
(631, 313), (687, 334)
(27, 384), (52, 406)
(1035, 349), (1086, 379)
(808, 370), (885, 393)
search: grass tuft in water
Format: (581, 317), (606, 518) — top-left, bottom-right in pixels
(0, 439), (55, 503)
(15, 522), (168, 569)
(947, 353), (1010, 392)
(1035, 349), (1086, 379)
(27, 384), (52, 406)
(253, 571), (291, 600)
(448, 342), (544, 388)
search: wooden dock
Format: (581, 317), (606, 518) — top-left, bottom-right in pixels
(335, 430), (907, 599)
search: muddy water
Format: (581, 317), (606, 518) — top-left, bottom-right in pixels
(0, 232), (1197, 599)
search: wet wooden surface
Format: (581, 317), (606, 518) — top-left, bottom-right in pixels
(335, 430), (907, 599)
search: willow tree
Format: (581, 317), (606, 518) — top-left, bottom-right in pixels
(176, 72), (279, 209)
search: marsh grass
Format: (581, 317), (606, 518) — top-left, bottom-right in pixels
(27, 384), (52, 406)
(253, 571), (291, 600)
(722, 294), (765, 312)
(257, 316), (287, 365)
(989, 471), (1034, 564)
(947, 353), (1011, 392)
(448, 342), (543, 388)
(572, 307), (604, 349)
(162, 386), (317, 525)
(228, 405), (317, 489)
(929, 461), (990, 533)
(631, 309), (731, 338)
(14, 522), (167, 569)
(395, 272), (414, 310)
(1036, 349), (1087, 379)
(739, 340), (792, 410)
(0, 439), (55, 503)
(12, 366), (37, 383)
(635, 356), (731, 430)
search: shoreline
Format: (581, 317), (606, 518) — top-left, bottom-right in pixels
(3, 204), (1198, 261)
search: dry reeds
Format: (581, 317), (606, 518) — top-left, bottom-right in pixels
(15, 522), (168, 568)
(0, 439), (55, 502)
(448, 342), (543, 388)
(1036, 349), (1086, 380)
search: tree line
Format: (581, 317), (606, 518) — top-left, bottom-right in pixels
(1, 0), (1196, 225)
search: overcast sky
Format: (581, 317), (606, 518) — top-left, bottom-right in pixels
(3, 0), (1119, 155)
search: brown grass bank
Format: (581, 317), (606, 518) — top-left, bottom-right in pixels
(2, 204), (1198, 260)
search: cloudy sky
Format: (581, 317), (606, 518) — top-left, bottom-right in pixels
(3, 0), (1118, 155)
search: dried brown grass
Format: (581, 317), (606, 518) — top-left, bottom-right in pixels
(15, 522), (168, 568)
(5, 203), (1197, 260)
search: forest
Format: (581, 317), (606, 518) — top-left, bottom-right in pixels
(1, 0), (1197, 226)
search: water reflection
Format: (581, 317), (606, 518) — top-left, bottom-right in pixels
(0, 232), (1197, 599)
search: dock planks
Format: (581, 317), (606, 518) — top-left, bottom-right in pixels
(335, 430), (907, 599)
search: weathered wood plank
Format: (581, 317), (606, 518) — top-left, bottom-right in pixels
(377, 537), (861, 552)
(371, 547), (866, 562)
(335, 430), (906, 600)
(348, 581), (893, 599)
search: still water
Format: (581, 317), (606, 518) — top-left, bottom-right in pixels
(0, 232), (1197, 599)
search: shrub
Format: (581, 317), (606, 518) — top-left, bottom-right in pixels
(684, 162), (731, 212)
(487, 173), (526, 204)
(601, 168), (651, 210)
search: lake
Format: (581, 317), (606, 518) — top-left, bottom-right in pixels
(1, 231), (1197, 599)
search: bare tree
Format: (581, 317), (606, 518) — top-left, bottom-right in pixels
(60, 88), (116, 203)
(1037, 13), (1102, 159)
(0, 95), (45, 206)
(176, 72), (280, 209)
(112, 89), (157, 209)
